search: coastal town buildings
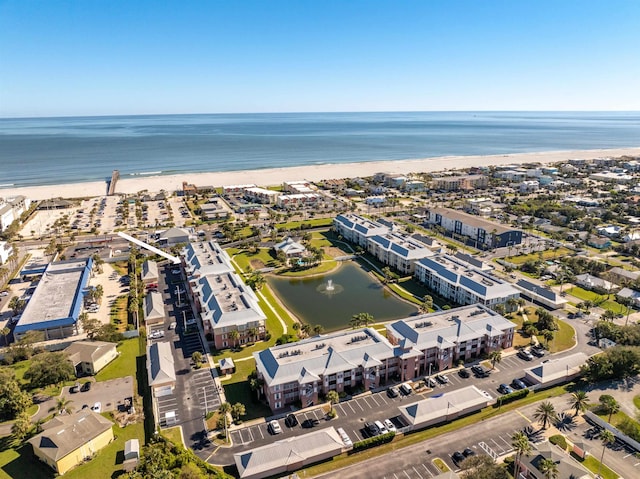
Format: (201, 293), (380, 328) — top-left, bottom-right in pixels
(431, 174), (489, 192)
(367, 232), (434, 274)
(0, 195), (31, 232)
(333, 213), (389, 247)
(422, 207), (523, 249)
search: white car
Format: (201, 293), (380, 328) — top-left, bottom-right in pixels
(268, 420), (282, 434)
(337, 427), (352, 447)
(91, 402), (102, 413)
(375, 420), (388, 435)
(384, 419), (397, 433)
(0, 291), (9, 297)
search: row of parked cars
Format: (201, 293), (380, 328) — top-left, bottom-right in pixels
(364, 418), (398, 437)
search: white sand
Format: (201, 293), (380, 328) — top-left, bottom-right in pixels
(3, 147), (640, 201)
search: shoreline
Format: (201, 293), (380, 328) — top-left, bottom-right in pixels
(2, 146), (640, 200)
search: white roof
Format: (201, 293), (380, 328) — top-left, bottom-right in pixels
(141, 260), (158, 281)
(234, 427), (344, 479)
(144, 292), (165, 321)
(524, 352), (588, 385)
(398, 386), (489, 426)
(274, 237), (306, 255)
(147, 341), (176, 386)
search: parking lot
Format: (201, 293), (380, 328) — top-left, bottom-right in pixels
(62, 376), (134, 413)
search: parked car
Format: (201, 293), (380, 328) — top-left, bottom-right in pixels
(498, 384), (514, 395)
(364, 422), (379, 436)
(463, 448), (475, 458)
(531, 346), (545, 358)
(518, 349), (534, 361)
(435, 374), (449, 384)
(458, 368), (470, 378)
(91, 402), (102, 413)
(426, 377), (438, 388)
(471, 365), (489, 377)
(451, 451), (466, 466)
(337, 427), (353, 447)
(268, 420), (282, 434)
(69, 383), (80, 394)
(375, 420), (388, 435)
(512, 378), (527, 390)
(0, 291), (9, 297)
(302, 418), (320, 428)
(384, 419), (397, 433)
(284, 414), (298, 428)
(168, 321), (177, 330)
(386, 386), (399, 398)
(81, 381), (92, 392)
(399, 383), (413, 395)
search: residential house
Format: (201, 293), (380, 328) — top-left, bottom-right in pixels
(144, 291), (165, 326)
(147, 341), (176, 397)
(141, 260), (159, 285)
(617, 287), (640, 307)
(587, 236), (611, 249)
(65, 340), (118, 376)
(574, 273), (618, 293)
(607, 267), (640, 286)
(273, 237), (306, 258)
(28, 410), (114, 475)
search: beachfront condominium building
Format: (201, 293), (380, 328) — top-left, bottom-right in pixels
(386, 304), (515, 373)
(432, 174), (489, 191)
(414, 254), (520, 310)
(333, 213), (390, 248)
(367, 232), (435, 274)
(244, 187), (280, 204)
(254, 328), (400, 411)
(0, 195), (31, 232)
(183, 241), (266, 349)
(423, 207), (522, 249)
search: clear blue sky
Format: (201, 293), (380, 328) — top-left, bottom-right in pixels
(1, 0), (639, 117)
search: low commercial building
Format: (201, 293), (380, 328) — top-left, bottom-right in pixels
(65, 340), (118, 376)
(14, 258), (93, 341)
(368, 232), (434, 274)
(234, 427), (345, 479)
(523, 352), (588, 388)
(157, 227), (193, 246)
(591, 171), (634, 183)
(273, 237), (306, 258)
(147, 341), (176, 397)
(386, 304), (515, 373)
(254, 328), (398, 411)
(144, 291), (165, 326)
(333, 214), (389, 247)
(423, 207), (522, 248)
(414, 255), (520, 310)
(398, 386), (490, 430)
(515, 279), (568, 310)
(28, 410), (114, 475)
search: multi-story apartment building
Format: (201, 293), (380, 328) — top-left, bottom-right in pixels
(254, 328), (400, 411)
(276, 193), (321, 208)
(432, 175), (489, 191)
(183, 241), (266, 349)
(333, 214), (389, 248)
(254, 304), (515, 411)
(0, 241), (13, 265)
(244, 187), (280, 204)
(367, 232), (435, 274)
(0, 195), (31, 232)
(423, 207), (522, 248)
(414, 254), (520, 309)
(386, 304), (515, 373)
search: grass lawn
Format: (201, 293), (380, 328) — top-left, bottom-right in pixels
(634, 395), (640, 411)
(506, 247), (572, 265)
(219, 360), (273, 420)
(275, 218), (333, 230)
(506, 311), (535, 348)
(576, 454), (619, 479)
(566, 287), (627, 315)
(162, 426), (184, 447)
(95, 338), (140, 383)
(279, 260), (338, 277)
(110, 295), (129, 332)
(549, 318), (576, 353)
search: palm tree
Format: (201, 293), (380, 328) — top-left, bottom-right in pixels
(52, 397), (74, 415)
(489, 349), (503, 370)
(538, 457), (559, 479)
(326, 390), (340, 414)
(247, 327), (259, 342)
(598, 430), (615, 479)
(420, 295), (433, 314)
(313, 324), (324, 335)
(381, 266), (391, 284)
(0, 326), (10, 346)
(568, 391), (590, 417)
(512, 431), (532, 479)
(350, 312), (374, 329)
(599, 395), (620, 422)
(228, 329), (240, 348)
(533, 401), (557, 429)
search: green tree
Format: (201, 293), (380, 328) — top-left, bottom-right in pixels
(81, 315), (102, 339)
(599, 394), (620, 422)
(350, 312), (374, 329)
(420, 295), (433, 313)
(0, 326), (10, 346)
(8, 296), (26, 316)
(511, 431), (532, 479)
(11, 411), (31, 441)
(51, 396), (74, 415)
(459, 454), (508, 479)
(92, 253), (104, 274)
(313, 324), (324, 335)
(326, 390), (340, 414)
(0, 368), (32, 420)
(568, 390), (590, 417)
(191, 351), (203, 367)
(381, 266), (392, 284)
(533, 401), (558, 429)
(231, 402), (246, 423)
(24, 352), (76, 388)
(489, 349), (503, 370)
(538, 457), (559, 479)
(228, 329), (240, 348)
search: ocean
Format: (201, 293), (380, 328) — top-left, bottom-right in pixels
(1, 111), (640, 188)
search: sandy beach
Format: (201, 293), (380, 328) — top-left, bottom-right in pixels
(3, 146), (640, 201)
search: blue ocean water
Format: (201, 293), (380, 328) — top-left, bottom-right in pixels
(1, 111), (639, 188)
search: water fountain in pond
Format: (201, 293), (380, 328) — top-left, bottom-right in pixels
(317, 278), (344, 295)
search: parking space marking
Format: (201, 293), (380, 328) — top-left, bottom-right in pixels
(346, 401), (356, 414)
(353, 399), (365, 412)
(412, 466), (423, 478)
(403, 470), (411, 478)
(257, 425), (265, 440)
(369, 395), (381, 407)
(490, 438), (505, 453)
(422, 463), (434, 477)
(335, 404), (347, 416)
